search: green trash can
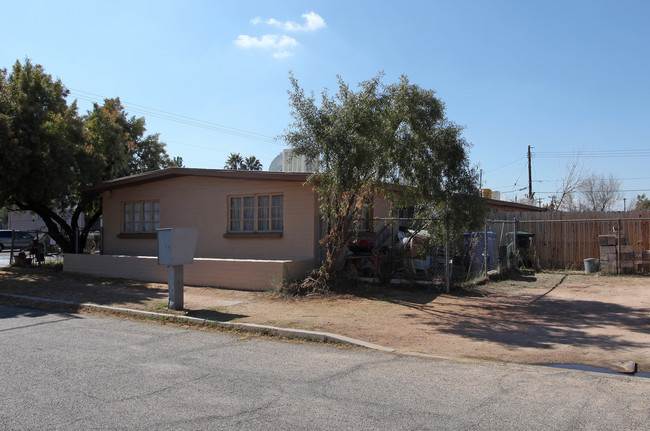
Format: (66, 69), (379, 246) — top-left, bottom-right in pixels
(506, 231), (535, 267)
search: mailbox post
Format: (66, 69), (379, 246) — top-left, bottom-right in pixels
(157, 228), (199, 310)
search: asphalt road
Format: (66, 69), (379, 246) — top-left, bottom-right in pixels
(1, 305), (648, 430)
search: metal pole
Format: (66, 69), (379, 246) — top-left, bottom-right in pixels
(528, 145), (533, 200)
(617, 218), (621, 275)
(9, 230), (15, 265)
(513, 218), (519, 269)
(167, 265), (184, 310)
(484, 222), (489, 278)
(445, 222), (450, 294)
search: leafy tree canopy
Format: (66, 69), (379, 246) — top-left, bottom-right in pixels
(242, 155), (263, 171)
(283, 72), (485, 283)
(0, 59), (177, 252)
(224, 152), (244, 169)
(634, 194), (650, 211)
(224, 152), (263, 171)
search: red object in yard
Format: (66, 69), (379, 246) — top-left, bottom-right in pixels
(348, 237), (375, 254)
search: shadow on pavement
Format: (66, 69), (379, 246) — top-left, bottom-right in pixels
(396, 294), (650, 350)
(0, 303), (82, 320)
(185, 309), (248, 322)
(0, 266), (168, 309)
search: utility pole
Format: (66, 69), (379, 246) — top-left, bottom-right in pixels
(527, 145), (534, 201)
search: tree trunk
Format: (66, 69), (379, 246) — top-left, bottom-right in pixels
(14, 200), (101, 254)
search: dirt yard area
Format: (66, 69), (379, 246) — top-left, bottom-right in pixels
(1, 267), (648, 372)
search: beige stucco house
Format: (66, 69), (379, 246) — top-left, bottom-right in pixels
(64, 167), (389, 290)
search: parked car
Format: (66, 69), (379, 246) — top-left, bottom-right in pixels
(0, 230), (35, 251)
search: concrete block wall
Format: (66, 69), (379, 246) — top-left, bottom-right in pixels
(64, 254), (315, 291)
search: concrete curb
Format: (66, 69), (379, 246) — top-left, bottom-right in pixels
(0, 292), (395, 353)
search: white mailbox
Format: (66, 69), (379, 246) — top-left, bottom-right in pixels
(157, 227), (199, 311)
(157, 228), (199, 266)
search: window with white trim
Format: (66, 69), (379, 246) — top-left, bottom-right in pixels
(229, 194), (283, 232)
(123, 200), (160, 233)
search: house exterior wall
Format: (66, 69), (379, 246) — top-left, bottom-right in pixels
(102, 175), (318, 262)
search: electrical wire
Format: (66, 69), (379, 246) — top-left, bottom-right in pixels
(69, 89), (283, 145)
(531, 176), (650, 183)
(163, 140), (274, 162)
(483, 156), (526, 173)
(533, 149), (650, 158)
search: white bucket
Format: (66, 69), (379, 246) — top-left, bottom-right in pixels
(584, 258), (598, 274)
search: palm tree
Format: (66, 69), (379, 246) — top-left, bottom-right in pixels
(242, 156), (263, 171)
(224, 153), (244, 170)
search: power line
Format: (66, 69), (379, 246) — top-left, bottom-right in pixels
(530, 176), (650, 183)
(510, 160), (529, 191)
(163, 140), (275, 162)
(533, 149), (650, 158)
(499, 188), (650, 195)
(483, 156), (526, 173)
(69, 89), (283, 145)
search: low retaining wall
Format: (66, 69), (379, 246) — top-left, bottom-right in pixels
(63, 254), (315, 291)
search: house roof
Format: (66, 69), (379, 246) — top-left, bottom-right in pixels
(483, 197), (546, 212)
(90, 167), (310, 192)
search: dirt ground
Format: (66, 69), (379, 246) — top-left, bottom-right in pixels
(1, 267), (649, 372)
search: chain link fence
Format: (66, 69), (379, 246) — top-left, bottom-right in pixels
(489, 217), (650, 274)
(2, 228), (102, 266)
(346, 217), (501, 291)
(344, 214), (650, 288)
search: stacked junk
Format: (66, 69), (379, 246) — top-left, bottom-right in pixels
(345, 225), (440, 284)
(597, 229), (650, 274)
(345, 223), (535, 284)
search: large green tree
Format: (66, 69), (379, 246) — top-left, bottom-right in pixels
(284, 73), (485, 285)
(0, 59), (176, 253)
(85, 97), (175, 178)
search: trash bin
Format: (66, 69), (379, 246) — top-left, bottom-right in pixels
(463, 232), (497, 271)
(584, 258), (598, 274)
(506, 231), (535, 267)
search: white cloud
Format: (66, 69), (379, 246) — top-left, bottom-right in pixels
(234, 34), (298, 56)
(273, 51), (294, 59)
(234, 34), (298, 50)
(236, 12), (324, 59)
(254, 11), (326, 32)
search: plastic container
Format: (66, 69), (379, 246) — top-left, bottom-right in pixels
(584, 258), (598, 274)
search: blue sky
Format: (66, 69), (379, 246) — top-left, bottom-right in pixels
(2, 0), (649, 208)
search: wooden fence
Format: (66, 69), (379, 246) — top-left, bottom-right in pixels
(487, 210), (650, 270)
